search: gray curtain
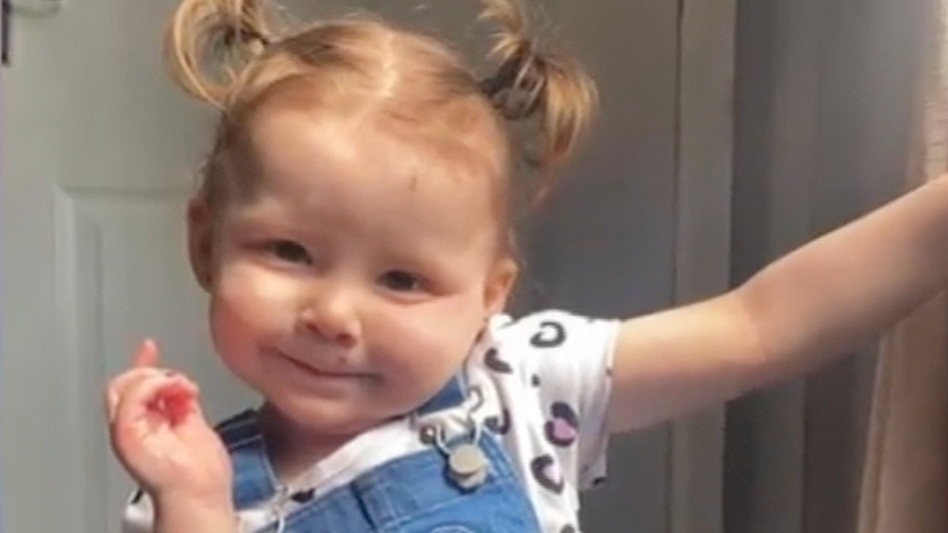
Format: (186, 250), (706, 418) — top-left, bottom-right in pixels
(857, 0), (948, 530)
(727, 0), (926, 531)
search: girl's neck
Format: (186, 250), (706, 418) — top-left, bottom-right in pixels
(257, 403), (356, 484)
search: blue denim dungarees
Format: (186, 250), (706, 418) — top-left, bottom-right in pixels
(217, 376), (545, 533)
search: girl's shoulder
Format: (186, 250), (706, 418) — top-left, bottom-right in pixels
(473, 308), (620, 413)
(486, 309), (621, 369)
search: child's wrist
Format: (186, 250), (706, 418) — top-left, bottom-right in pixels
(153, 491), (237, 533)
(152, 488), (234, 515)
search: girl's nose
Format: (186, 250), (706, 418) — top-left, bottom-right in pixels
(297, 285), (360, 347)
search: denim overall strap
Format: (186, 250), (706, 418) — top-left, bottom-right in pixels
(415, 374), (467, 416)
(220, 374), (469, 511)
(216, 409), (280, 509)
(258, 373), (545, 533)
(275, 433), (543, 533)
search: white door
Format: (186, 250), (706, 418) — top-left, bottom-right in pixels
(0, 1), (362, 532)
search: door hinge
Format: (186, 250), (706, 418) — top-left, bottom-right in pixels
(1, 0), (11, 67)
(1, 0), (64, 67)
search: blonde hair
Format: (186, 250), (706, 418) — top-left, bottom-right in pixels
(165, 0), (597, 215)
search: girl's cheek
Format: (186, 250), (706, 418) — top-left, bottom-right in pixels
(215, 265), (305, 327)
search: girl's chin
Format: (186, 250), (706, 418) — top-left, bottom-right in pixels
(259, 397), (393, 437)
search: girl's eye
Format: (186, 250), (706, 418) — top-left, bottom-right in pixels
(379, 270), (422, 292)
(263, 240), (312, 265)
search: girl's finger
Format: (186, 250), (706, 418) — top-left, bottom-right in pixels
(105, 369), (174, 423)
(107, 367), (164, 413)
(105, 386), (120, 423)
(160, 380), (201, 426)
(114, 373), (182, 432)
(133, 339), (159, 369)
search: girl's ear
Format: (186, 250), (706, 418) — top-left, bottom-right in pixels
(484, 258), (519, 316)
(187, 194), (215, 291)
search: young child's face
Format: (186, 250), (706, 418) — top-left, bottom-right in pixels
(189, 105), (516, 436)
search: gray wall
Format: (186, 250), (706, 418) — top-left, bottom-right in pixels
(728, 0), (925, 531)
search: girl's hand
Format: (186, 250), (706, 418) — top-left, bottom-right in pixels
(106, 340), (233, 504)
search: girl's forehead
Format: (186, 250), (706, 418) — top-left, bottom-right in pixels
(247, 107), (499, 211)
(234, 108), (503, 247)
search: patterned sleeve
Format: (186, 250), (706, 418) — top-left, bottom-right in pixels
(493, 309), (620, 490)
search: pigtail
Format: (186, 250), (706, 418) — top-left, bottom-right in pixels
(165, 0), (277, 107)
(479, 0), (598, 203)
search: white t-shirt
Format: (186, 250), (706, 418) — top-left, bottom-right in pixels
(124, 310), (620, 533)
